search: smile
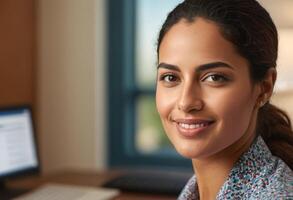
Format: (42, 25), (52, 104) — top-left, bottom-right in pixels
(178, 122), (209, 129)
(174, 119), (215, 138)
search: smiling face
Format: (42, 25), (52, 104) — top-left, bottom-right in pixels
(156, 18), (262, 159)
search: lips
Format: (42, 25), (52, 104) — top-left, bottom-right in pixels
(178, 122), (210, 129)
(173, 118), (215, 137)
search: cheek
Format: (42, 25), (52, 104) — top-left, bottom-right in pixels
(206, 84), (257, 134)
(156, 86), (178, 120)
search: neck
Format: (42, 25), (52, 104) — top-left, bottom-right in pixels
(192, 102), (260, 200)
(192, 158), (233, 200)
(192, 133), (256, 200)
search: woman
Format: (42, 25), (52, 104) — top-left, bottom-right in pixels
(155, 0), (293, 199)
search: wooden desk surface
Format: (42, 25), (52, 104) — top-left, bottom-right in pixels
(6, 170), (178, 200)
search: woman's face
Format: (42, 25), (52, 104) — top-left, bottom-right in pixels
(156, 18), (261, 159)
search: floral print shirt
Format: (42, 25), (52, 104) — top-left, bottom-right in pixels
(178, 136), (293, 199)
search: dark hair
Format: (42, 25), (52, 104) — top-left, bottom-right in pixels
(157, 0), (293, 168)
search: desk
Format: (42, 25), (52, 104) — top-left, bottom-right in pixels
(7, 170), (178, 200)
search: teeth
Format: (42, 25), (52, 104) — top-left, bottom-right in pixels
(179, 123), (208, 129)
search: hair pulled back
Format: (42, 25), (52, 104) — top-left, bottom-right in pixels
(157, 0), (293, 168)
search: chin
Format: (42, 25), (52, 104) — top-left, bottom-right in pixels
(173, 141), (206, 159)
(177, 150), (201, 159)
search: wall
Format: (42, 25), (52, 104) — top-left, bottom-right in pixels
(37, 0), (106, 173)
(0, 0), (34, 106)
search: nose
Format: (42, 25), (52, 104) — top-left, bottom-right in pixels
(177, 82), (204, 113)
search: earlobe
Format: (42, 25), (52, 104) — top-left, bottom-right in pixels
(268, 67), (277, 86)
(258, 96), (268, 108)
(255, 92), (267, 109)
(260, 67), (277, 101)
(255, 68), (277, 108)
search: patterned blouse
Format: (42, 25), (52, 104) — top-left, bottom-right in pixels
(178, 136), (293, 199)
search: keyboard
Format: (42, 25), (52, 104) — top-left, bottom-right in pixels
(103, 171), (191, 195)
(13, 183), (120, 200)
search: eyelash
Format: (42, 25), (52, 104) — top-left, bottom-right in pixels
(159, 74), (179, 83)
(159, 73), (229, 84)
(203, 74), (229, 83)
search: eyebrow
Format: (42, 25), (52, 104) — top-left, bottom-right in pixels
(157, 62), (234, 73)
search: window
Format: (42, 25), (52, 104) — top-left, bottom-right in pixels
(107, 0), (191, 170)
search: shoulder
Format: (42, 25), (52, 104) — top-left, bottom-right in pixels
(178, 175), (199, 200)
(250, 158), (293, 199)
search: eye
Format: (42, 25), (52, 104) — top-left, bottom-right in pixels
(160, 74), (179, 83)
(203, 74), (229, 83)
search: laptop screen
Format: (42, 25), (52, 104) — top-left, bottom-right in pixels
(0, 107), (39, 178)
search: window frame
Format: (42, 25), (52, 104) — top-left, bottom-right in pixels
(107, 0), (191, 170)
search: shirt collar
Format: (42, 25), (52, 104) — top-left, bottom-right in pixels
(178, 136), (273, 200)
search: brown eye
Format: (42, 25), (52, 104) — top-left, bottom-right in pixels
(203, 74), (228, 83)
(162, 74), (178, 82)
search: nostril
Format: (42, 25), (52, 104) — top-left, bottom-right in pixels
(177, 99), (204, 112)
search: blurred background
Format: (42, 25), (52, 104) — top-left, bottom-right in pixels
(0, 0), (292, 175)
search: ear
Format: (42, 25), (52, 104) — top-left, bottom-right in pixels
(258, 68), (277, 105)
